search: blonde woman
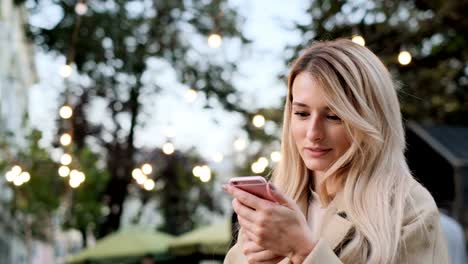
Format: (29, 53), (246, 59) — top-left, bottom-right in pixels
(223, 39), (449, 263)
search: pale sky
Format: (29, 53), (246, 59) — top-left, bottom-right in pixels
(28, 0), (310, 163)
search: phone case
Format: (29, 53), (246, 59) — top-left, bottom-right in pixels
(229, 176), (275, 202)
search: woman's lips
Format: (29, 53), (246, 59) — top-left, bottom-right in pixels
(304, 147), (331, 158)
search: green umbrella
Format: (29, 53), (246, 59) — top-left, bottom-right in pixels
(169, 220), (232, 256)
(67, 226), (174, 263)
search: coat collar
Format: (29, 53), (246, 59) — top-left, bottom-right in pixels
(307, 191), (355, 252)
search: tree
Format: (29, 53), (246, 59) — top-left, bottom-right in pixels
(286, 0), (468, 125)
(25, 0), (251, 237)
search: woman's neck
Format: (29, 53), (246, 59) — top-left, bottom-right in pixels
(312, 171), (341, 199)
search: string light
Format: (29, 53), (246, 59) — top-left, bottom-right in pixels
(351, 35), (365, 46)
(192, 166), (202, 177)
(143, 179), (155, 190)
(19, 172), (30, 183)
(398, 50), (412, 65)
(136, 174), (147, 185)
(212, 152), (224, 163)
(234, 138), (246, 151)
(207, 33), (222, 48)
(69, 178), (81, 188)
(199, 165), (211, 182)
(11, 165), (22, 176)
(13, 176), (24, 186)
(58, 166), (70, 177)
(162, 142), (175, 155)
(60, 133), (72, 146)
(257, 157), (269, 168)
(60, 154), (72, 166)
(132, 168), (144, 180)
(271, 151), (281, 163)
(185, 89), (198, 102)
(59, 64), (73, 78)
(59, 105), (73, 119)
(141, 163), (153, 175)
(251, 162), (265, 174)
(252, 115), (266, 128)
(75, 2), (88, 16)
(5, 171), (15, 182)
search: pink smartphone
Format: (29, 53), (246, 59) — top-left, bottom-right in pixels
(228, 176), (275, 202)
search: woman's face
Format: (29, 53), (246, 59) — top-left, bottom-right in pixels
(290, 72), (351, 175)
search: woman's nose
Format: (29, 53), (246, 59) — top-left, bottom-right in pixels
(306, 116), (324, 142)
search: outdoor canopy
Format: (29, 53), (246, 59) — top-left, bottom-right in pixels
(66, 226), (174, 263)
(168, 219), (232, 256)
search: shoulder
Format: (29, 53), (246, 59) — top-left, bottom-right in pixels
(402, 178), (439, 226)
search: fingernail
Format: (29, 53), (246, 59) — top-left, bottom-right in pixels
(268, 183), (276, 191)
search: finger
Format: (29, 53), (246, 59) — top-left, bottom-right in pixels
(233, 199), (256, 222)
(243, 240), (266, 254)
(246, 250), (284, 264)
(225, 184), (267, 210)
(237, 215), (257, 237)
(267, 183), (293, 207)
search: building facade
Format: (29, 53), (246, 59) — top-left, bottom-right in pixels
(0, 0), (36, 263)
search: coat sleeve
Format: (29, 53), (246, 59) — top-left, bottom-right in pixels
(397, 209), (450, 264)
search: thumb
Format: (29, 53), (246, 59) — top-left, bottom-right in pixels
(267, 182), (292, 207)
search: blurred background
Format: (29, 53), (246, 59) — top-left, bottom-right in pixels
(0, 0), (467, 263)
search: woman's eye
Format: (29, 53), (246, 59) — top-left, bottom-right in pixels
(294, 112), (309, 117)
(326, 115), (341, 121)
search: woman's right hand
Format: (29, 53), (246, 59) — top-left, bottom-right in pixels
(241, 229), (285, 264)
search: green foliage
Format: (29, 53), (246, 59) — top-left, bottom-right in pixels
(0, 129), (64, 241)
(25, 0), (251, 236)
(63, 147), (110, 235)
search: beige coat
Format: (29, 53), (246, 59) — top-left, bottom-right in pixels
(224, 179), (449, 263)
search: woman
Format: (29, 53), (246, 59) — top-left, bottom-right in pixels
(223, 39), (449, 263)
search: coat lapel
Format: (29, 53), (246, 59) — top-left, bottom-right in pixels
(319, 191), (355, 253)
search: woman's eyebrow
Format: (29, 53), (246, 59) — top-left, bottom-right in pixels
(292, 102), (308, 107)
(292, 102), (330, 111)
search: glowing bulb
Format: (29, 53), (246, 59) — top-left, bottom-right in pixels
(132, 168), (143, 180)
(234, 138), (246, 151)
(351, 35), (365, 46)
(58, 166), (70, 177)
(251, 162), (265, 174)
(252, 115), (266, 128)
(5, 171), (15, 182)
(212, 152), (224, 163)
(398, 51), (412, 65)
(141, 163), (153, 175)
(59, 64), (72, 78)
(59, 105), (73, 119)
(13, 176), (23, 186)
(208, 33), (222, 48)
(200, 172), (211, 182)
(19, 172), (30, 183)
(192, 166), (202, 177)
(75, 2), (88, 15)
(60, 154), (72, 165)
(271, 151), (281, 162)
(11, 165), (22, 176)
(257, 157), (269, 168)
(60, 133), (72, 146)
(144, 179), (155, 190)
(69, 178), (81, 188)
(185, 89), (198, 102)
(136, 174), (147, 185)
(162, 142), (175, 155)
(201, 165), (211, 178)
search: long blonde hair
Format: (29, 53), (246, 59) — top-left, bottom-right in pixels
(272, 39), (414, 263)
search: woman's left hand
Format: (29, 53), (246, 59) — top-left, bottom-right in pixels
(224, 183), (315, 263)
